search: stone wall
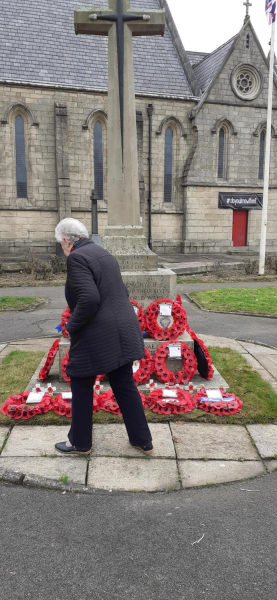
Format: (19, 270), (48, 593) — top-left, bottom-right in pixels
(0, 83), (189, 256)
(184, 186), (277, 253)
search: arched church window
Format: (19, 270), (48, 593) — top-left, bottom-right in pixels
(15, 115), (27, 198)
(218, 127), (228, 179)
(258, 130), (266, 180)
(93, 121), (104, 200)
(164, 127), (173, 202)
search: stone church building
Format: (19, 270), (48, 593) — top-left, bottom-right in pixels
(0, 0), (276, 258)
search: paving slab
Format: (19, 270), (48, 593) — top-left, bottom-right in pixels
(255, 355), (277, 379)
(9, 338), (57, 349)
(0, 456), (87, 484)
(239, 342), (277, 355)
(171, 424), (259, 460)
(0, 427), (9, 450)
(247, 425), (277, 458)
(0, 343), (7, 353)
(199, 335), (247, 353)
(1, 425), (70, 457)
(264, 460), (277, 473)
(91, 423), (175, 458)
(87, 457), (180, 492)
(178, 460), (265, 488)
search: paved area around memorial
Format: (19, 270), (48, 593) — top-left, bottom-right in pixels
(0, 335), (277, 492)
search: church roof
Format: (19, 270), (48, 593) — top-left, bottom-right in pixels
(0, 0), (194, 99)
(186, 51), (209, 66)
(193, 35), (238, 93)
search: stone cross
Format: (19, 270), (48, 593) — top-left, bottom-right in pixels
(75, 0), (165, 232)
(243, 0), (252, 18)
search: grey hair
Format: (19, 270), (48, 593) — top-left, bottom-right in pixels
(55, 218), (89, 243)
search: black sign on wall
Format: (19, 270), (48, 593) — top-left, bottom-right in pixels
(218, 193), (263, 210)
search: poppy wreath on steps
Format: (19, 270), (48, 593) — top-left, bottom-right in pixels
(185, 325), (214, 380)
(130, 299), (146, 333)
(39, 339), (61, 382)
(154, 342), (197, 385)
(61, 351), (107, 385)
(146, 387), (195, 415)
(193, 387), (243, 416)
(132, 348), (154, 386)
(1, 392), (53, 420)
(145, 295), (187, 341)
(52, 393), (100, 418)
(61, 350), (71, 383)
(99, 390), (148, 415)
(60, 306), (71, 339)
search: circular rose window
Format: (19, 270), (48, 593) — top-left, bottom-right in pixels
(231, 64), (261, 100)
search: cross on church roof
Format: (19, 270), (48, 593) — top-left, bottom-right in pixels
(244, 0), (252, 18)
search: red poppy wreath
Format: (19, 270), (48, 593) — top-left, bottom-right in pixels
(130, 299), (146, 332)
(132, 348), (154, 385)
(147, 387), (195, 415)
(60, 306), (71, 339)
(193, 387), (243, 416)
(61, 351), (106, 386)
(145, 295), (187, 341)
(39, 339), (61, 382)
(61, 350), (71, 383)
(154, 342), (197, 385)
(1, 392), (53, 420)
(99, 390), (148, 414)
(52, 393), (100, 418)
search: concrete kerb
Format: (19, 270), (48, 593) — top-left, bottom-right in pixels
(0, 462), (272, 496)
(185, 293), (277, 319)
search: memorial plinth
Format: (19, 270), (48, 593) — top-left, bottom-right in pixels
(58, 336), (229, 391)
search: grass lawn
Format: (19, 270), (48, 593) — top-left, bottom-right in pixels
(189, 287), (277, 315)
(1, 347), (277, 426)
(0, 297), (45, 311)
(0, 351), (45, 425)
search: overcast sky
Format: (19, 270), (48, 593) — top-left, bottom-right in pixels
(167, 0), (272, 55)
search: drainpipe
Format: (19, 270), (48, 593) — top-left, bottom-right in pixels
(90, 189), (102, 246)
(147, 103), (154, 250)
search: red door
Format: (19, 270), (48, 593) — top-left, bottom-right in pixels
(232, 210), (248, 246)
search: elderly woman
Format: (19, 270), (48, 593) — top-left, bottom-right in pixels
(54, 218), (153, 456)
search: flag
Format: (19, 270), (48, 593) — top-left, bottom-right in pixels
(265, 0), (276, 24)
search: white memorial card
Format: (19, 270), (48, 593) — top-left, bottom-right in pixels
(62, 392), (72, 400)
(26, 392), (44, 404)
(133, 306), (139, 315)
(159, 303), (172, 316)
(168, 344), (182, 358)
(162, 388), (178, 399)
(206, 389), (223, 400)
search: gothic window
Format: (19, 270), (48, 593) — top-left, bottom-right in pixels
(15, 115), (27, 198)
(258, 130), (266, 180)
(93, 121), (104, 200)
(218, 127), (228, 179)
(164, 127), (173, 202)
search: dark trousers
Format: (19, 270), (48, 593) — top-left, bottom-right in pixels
(68, 362), (152, 450)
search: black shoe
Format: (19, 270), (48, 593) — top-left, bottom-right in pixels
(130, 442), (153, 455)
(55, 441), (91, 456)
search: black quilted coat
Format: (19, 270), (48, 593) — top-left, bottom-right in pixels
(65, 238), (144, 377)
